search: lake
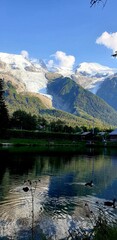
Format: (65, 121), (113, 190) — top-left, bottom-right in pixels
(0, 147), (117, 239)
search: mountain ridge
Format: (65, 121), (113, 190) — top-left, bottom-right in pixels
(96, 74), (117, 111)
(47, 76), (117, 126)
(0, 51), (117, 127)
(0, 52), (116, 96)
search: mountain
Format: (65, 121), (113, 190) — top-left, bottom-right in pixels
(75, 62), (114, 77)
(4, 81), (52, 115)
(72, 72), (104, 94)
(96, 74), (117, 111)
(0, 52), (117, 127)
(72, 62), (115, 94)
(47, 60), (116, 94)
(47, 76), (117, 126)
(0, 52), (51, 97)
(0, 52), (115, 96)
(4, 80), (106, 129)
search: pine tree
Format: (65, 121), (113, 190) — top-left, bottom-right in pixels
(0, 79), (9, 132)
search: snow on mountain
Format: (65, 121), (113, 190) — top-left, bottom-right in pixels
(76, 62), (115, 77)
(0, 52), (51, 98)
(0, 52), (117, 97)
(49, 61), (116, 94)
(73, 62), (116, 94)
(47, 65), (73, 78)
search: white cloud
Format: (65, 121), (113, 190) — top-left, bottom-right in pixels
(20, 50), (29, 59)
(96, 31), (117, 52)
(47, 51), (75, 75)
(54, 51), (75, 70)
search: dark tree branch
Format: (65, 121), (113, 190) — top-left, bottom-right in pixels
(111, 51), (117, 58)
(90, 0), (107, 7)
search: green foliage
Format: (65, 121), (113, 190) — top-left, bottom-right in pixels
(65, 207), (117, 240)
(10, 110), (37, 130)
(4, 81), (46, 115)
(4, 80), (113, 131)
(0, 79), (9, 131)
(93, 209), (117, 240)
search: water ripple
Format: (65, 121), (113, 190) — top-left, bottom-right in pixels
(0, 186), (117, 239)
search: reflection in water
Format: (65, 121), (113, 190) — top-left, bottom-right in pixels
(0, 150), (117, 239)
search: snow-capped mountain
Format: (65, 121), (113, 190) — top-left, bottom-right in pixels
(1, 52), (117, 126)
(0, 52), (50, 97)
(0, 52), (116, 97)
(47, 61), (116, 94)
(72, 62), (116, 94)
(76, 62), (114, 77)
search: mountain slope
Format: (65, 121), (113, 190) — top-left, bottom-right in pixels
(75, 62), (114, 77)
(72, 72), (104, 94)
(4, 81), (107, 129)
(47, 77), (117, 126)
(96, 74), (117, 111)
(0, 52), (117, 127)
(0, 52), (49, 96)
(4, 81), (52, 115)
(72, 62), (115, 94)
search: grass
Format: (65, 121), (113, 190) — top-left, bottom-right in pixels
(0, 137), (83, 145)
(93, 225), (117, 240)
(0, 137), (87, 154)
(67, 207), (117, 240)
(93, 209), (117, 240)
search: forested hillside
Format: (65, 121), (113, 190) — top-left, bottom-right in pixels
(96, 74), (117, 111)
(47, 77), (117, 126)
(3, 80), (108, 129)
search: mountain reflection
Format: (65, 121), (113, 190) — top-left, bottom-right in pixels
(0, 151), (117, 239)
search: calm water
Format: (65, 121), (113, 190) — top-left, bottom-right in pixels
(0, 147), (117, 239)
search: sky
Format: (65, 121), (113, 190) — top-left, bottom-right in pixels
(0, 0), (117, 71)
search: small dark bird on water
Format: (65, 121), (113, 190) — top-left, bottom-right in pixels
(104, 198), (116, 208)
(85, 180), (93, 187)
(23, 186), (29, 192)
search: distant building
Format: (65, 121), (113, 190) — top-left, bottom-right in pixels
(81, 132), (92, 140)
(109, 129), (117, 141)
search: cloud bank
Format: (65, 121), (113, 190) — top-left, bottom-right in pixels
(47, 51), (75, 75)
(96, 31), (117, 52)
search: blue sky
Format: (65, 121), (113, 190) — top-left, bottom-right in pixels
(0, 0), (117, 69)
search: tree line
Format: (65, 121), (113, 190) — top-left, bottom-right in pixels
(0, 79), (9, 135)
